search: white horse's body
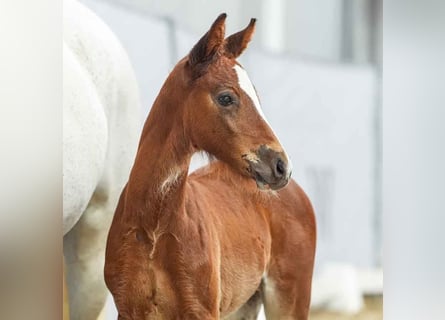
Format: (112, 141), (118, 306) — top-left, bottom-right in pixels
(63, 0), (141, 318)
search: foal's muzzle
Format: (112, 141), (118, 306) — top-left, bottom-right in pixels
(248, 145), (292, 191)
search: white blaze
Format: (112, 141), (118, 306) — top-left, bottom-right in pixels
(234, 64), (268, 122)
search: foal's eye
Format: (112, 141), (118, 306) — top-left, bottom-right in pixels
(217, 93), (234, 107)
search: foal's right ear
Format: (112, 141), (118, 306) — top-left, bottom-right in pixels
(188, 13), (227, 68)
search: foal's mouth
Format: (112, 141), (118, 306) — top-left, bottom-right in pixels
(251, 166), (290, 191)
(243, 147), (291, 191)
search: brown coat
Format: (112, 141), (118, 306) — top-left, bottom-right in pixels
(105, 14), (316, 320)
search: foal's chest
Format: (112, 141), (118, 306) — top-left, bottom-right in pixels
(217, 217), (271, 316)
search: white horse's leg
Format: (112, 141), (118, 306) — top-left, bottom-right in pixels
(96, 304), (106, 320)
(64, 191), (113, 320)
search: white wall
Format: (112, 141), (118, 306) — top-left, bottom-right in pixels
(285, 0), (343, 60)
(102, 0), (362, 62)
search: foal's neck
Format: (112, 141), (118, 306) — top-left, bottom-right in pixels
(125, 74), (193, 222)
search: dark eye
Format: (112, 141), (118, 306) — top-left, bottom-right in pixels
(217, 93), (234, 107)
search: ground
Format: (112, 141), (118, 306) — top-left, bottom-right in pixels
(310, 295), (383, 320)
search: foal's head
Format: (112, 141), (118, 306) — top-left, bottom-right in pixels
(181, 14), (292, 190)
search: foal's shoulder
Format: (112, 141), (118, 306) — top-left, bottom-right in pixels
(279, 179), (309, 201)
(273, 179), (316, 223)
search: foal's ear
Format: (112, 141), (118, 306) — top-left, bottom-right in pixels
(188, 13), (227, 67)
(224, 18), (256, 59)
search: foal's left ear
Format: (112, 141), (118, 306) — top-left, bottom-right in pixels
(224, 18), (256, 59)
(189, 13), (227, 67)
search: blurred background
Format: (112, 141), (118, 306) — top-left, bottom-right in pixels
(79, 0), (382, 318)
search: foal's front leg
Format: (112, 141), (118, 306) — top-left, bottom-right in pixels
(262, 194), (316, 319)
(262, 234), (315, 319)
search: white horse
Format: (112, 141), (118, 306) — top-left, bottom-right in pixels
(63, 1), (141, 319)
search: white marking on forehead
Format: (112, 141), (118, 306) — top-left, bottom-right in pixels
(233, 64), (268, 121)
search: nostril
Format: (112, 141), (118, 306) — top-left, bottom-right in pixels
(276, 159), (286, 177)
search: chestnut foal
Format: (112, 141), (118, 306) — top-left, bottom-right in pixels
(105, 14), (316, 320)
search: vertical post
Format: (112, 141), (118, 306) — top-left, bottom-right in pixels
(371, 0), (383, 267)
(261, 0), (286, 53)
(341, 0), (354, 62)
